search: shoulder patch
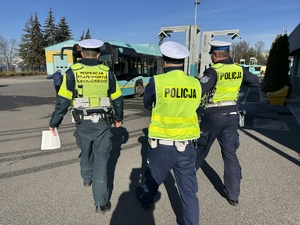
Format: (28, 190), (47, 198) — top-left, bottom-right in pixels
(200, 76), (210, 83)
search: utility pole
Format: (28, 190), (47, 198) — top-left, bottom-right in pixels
(193, 1), (200, 76)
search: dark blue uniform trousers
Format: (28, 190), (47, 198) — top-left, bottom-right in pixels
(74, 118), (112, 207)
(196, 113), (241, 201)
(141, 142), (199, 225)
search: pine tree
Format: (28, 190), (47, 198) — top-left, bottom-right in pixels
(19, 15), (33, 69)
(31, 13), (45, 71)
(43, 7), (57, 47)
(85, 29), (91, 39)
(56, 17), (73, 43)
(80, 31), (85, 40)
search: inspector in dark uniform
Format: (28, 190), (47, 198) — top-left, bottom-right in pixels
(196, 40), (260, 206)
(136, 41), (202, 225)
(48, 39), (124, 214)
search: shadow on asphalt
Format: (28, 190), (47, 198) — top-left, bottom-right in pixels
(238, 85), (300, 163)
(193, 84), (300, 204)
(109, 128), (185, 225)
(0, 95), (56, 111)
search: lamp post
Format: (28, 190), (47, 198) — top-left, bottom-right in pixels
(194, 1), (200, 27)
(192, 0), (200, 76)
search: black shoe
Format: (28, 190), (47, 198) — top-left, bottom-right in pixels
(220, 189), (239, 206)
(135, 187), (152, 210)
(83, 181), (92, 187)
(95, 201), (111, 214)
(227, 199), (239, 206)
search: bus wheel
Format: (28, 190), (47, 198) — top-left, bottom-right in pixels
(134, 82), (144, 98)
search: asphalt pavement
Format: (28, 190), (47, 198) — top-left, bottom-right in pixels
(0, 75), (299, 225)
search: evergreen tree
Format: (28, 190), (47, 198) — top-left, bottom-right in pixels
(43, 7), (57, 46)
(262, 34), (290, 92)
(80, 31), (85, 40)
(31, 13), (45, 71)
(85, 29), (91, 39)
(19, 15), (33, 69)
(56, 17), (72, 43)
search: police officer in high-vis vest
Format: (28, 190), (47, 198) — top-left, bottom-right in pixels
(48, 39), (124, 214)
(196, 40), (259, 206)
(136, 41), (202, 225)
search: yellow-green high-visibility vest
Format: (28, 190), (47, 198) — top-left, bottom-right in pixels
(203, 63), (243, 105)
(58, 63), (109, 107)
(148, 70), (202, 141)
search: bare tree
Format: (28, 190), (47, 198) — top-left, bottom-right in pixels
(231, 41), (250, 63)
(0, 35), (19, 72)
(254, 41), (266, 65)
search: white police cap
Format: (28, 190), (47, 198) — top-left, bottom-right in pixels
(78, 39), (104, 49)
(209, 40), (232, 53)
(160, 41), (190, 59)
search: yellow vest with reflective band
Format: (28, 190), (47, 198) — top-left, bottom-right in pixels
(148, 70), (201, 141)
(58, 63), (109, 107)
(205, 63), (243, 104)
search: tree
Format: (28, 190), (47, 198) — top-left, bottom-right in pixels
(243, 47), (257, 64)
(56, 17), (72, 43)
(43, 7), (57, 47)
(19, 10), (74, 71)
(231, 41), (250, 63)
(231, 40), (267, 65)
(79, 29), (91, 40)
(261, 34), (290, 92)
(254, 41), (266, 65)
(19, 15), (34, 69)
(19, 13), (45, 70)
(85, 29), (91, 39)
(0, 35), (19, 71)
(31, 13), (46, 70)
(80, 31), (85, 40)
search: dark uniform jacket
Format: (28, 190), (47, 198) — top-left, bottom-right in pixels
(49, 58), (124, 128)
(199, 58), (260, 114)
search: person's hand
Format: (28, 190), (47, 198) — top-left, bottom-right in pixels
(49, 127), (57, 136)
(114, 121), (122, 128)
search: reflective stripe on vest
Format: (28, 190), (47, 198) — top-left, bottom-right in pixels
(148, 70), (201, 140)
(58, 74), (73, 100)
(205, 63), (243, 104)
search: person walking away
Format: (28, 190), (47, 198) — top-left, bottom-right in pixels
(196, 40), (260, 206)
(48, 39), (124, 214)
(47, 70), (62, 97)
(136, 41), (202, 225)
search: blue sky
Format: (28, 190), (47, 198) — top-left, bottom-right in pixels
(1, 0), (299, 51)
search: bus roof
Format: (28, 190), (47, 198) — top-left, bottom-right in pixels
(107, 41), (162, 57)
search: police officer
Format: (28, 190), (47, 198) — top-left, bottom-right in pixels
(48, 39), (124, 214)
(196, 40), (260, 206)
(136, 41), (202, 225)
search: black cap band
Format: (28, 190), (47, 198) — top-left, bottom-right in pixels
(82, 47), (100, 53)
(162, 55), (184, 64)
